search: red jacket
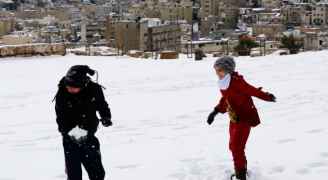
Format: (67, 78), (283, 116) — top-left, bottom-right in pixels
(216, 72), (272, 127)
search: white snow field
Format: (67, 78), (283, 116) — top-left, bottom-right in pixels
(1, 52), (328, 180)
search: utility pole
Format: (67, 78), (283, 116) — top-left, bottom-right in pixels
(188, 0), (200, 58)
(188, 0), (195, 58)
(175, 2), (179, 53)
(227, 39), (229, 55)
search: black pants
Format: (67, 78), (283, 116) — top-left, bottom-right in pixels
(63, 135), (105, 180)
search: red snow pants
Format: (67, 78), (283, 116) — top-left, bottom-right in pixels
(229, 121), (251, 171)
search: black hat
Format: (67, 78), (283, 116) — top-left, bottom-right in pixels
(64, 65), (95, 88)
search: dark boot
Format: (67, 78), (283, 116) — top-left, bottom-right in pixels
(235, 169), (247, 180)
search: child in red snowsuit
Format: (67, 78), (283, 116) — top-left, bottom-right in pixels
(207, 57), (276, 180)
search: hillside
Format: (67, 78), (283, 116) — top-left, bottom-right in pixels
(0, 52), (328, 180)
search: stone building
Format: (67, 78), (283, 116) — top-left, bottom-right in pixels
(200, 0), (245, 28)
(304, 31), (328, 50)
(106, 18), (181, 53)
(311, 4), (328, 26)
(252, 24), (284, 41)
(159, 0), (193, 24)
(0, 13), (15, 37)
(282, 2), (328, 27)
(144, 19), (181, 52)
(261, 0), (281, 9)
(105, 18), (143, 52)
(282, 4), (309, 26)
(0, 34), (33, 45)
(128, 0), (193, 23)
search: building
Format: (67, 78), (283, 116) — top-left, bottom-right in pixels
(200, 0), (244, 28)
(311, 3), (328, 26)
(282, 2), (328, 27)
(107, 20), (145, 52)
(144, 19), (181, 52)
(159, 0), (193, 23)
(127, 0), (193, 23)
(180, 39), (237, 54)
(0, 34), (33, 45)
(0, 0), (16, 10)
(106, 18), (181, 53)
(95, 3), (113, 20)
(303, 29), (328, 50)
(261, 0), (281, 9)
(0, 13), (15, 36)
(252, 24), (284, 41)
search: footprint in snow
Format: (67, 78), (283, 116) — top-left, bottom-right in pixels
(168, 172), (186, 180)
(12, 142), (36, 148)
(176, 114), (192, 119)
(269, 166), (285, 174)
(127, 132), (145, 137)
(115, 164), (140, 170)
(194, 109), (208, 113)
(152, 136), (167, 140)
(0, 131), (15, 135)
(307, 161), (327, 168)
(180, 157), (205, 163)
(296, 168), (310, 175)
(172, 126), (189, 130)
(306, 128), (325, 134)
(320, 152), (328, 158)
(276, 138), (296, 144)
(55, 174), (66, 179)
(32, 135), (56, 141)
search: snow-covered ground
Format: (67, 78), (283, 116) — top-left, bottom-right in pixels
(1, 52), (328, 180)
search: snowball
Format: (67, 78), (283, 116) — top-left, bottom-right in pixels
(68, 127), (88, 141)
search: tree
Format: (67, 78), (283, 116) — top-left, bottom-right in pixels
(280, 35), (303, 54)
(234, 35), (259, 56)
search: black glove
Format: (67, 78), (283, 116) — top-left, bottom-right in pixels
(207, 108), (219, 125)
(101, 117), (112, 127)
(267, 93), (276, 102)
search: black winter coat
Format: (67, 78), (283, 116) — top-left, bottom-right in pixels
(55, 78), (111, 135)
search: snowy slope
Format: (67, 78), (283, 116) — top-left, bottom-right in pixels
(0, 52), (328, 180)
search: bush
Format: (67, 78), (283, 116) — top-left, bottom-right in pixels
(280, 35), (303, 54)
(234, 35), (259, 56)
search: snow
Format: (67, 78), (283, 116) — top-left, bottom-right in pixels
(68, 127), (88, 141)
(1, 52), (328, 180)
